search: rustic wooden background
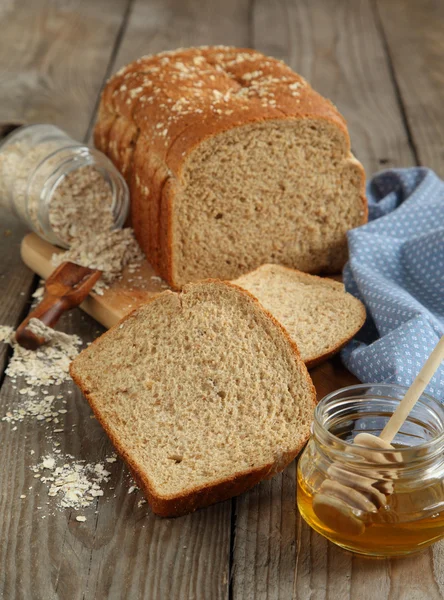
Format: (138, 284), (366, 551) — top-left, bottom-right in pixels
(1, 0), (444, 599)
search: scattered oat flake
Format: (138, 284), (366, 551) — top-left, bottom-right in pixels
(4, 319), (81, 388)
(33, 455), (112, 510)
(3, 393), (57, 424)
(42, 456), (56, 470)
(32, 286), (45, 299)
(52, 229), (144, 295)
(0, 325), (13, 343)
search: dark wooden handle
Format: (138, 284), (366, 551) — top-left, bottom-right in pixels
(15, 295), (70, 350)
(15, 262), (101, 350)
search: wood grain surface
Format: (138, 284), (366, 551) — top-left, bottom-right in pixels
(251, 0), (416, 176)
(0, 0), (443, 599)
(375, 0), (444, 177)
(0, 0), (131, 140)
(0, 213), (35, 375)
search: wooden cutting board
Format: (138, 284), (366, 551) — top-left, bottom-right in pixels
(20, 233), (170, 329)
(20, 232), (359, 400)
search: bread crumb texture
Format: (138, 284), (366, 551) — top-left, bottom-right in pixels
(70, 281), (316, 515)
(234, 264), (366, 366)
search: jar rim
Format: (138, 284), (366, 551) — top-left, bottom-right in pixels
(0, 123), (66, 152)
(26, 144), (129, 248)
(314, 383), (444, 459)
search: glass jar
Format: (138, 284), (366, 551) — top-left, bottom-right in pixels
(0, 124), (129, 247)
(297, 384), (444, 557)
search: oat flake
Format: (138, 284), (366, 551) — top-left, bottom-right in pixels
(5, 319), (81, 388)
(33, 455), (111, 510)
(52, 228), (144, 295)
(0, 325), (13, 343)
(48, 165), (114, 246)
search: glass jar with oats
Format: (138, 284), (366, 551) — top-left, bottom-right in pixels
(0, 124), (129, 247)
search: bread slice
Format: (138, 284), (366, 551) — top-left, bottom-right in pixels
(233, 265), (366, 368)
(70, 280), (316, 517)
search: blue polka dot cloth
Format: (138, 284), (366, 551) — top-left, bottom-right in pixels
(341, 168), (444, 402)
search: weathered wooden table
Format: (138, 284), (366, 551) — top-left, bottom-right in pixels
(1, 1), (444, 598)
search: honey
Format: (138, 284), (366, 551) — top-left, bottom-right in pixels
(297, 467), (444, 557)
(297, 384), (444, 557)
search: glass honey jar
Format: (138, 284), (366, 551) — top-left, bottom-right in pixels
(297, 384), (444, 557)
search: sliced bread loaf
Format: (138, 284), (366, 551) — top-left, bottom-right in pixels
(233, 264), (366, 368)
(70, 280), (316, 517)
(95, 46), (366, 288)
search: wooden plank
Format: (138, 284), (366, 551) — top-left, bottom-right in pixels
(0, 0), (132, 598)
(111, 0), (251, 70)
(375, 0), (444, 177)
(251, 0), (416, 176)
(0, 213), (35, 375)
(232, 1), (426, 598)
(0, 313), (104, 600)
(233, 361), (359, 600)
(0, 0), (131, 140)
(294, 518), (444, 600)
(234, 463), (298, 600)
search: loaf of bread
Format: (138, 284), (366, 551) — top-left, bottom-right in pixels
(70, 281), (316, 517)
(95, 46), (367, 289)
(233, 264), (366, 367)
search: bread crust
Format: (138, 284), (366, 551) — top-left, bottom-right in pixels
(70, 280), (316, 517)
(94, 46), (367, 289)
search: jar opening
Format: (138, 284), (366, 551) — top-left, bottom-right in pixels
(0, 124), (129, 248)
(313, 384), (444, 466)
(26, 145), (129, 248)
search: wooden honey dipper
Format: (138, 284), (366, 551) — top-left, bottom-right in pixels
(313, 335), (444, 536)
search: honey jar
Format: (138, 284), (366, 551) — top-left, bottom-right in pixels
(297, 384), (444, 557)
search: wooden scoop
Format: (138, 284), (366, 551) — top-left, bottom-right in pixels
(15, 262), (101, 350)
(313, 336), (444, 536)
